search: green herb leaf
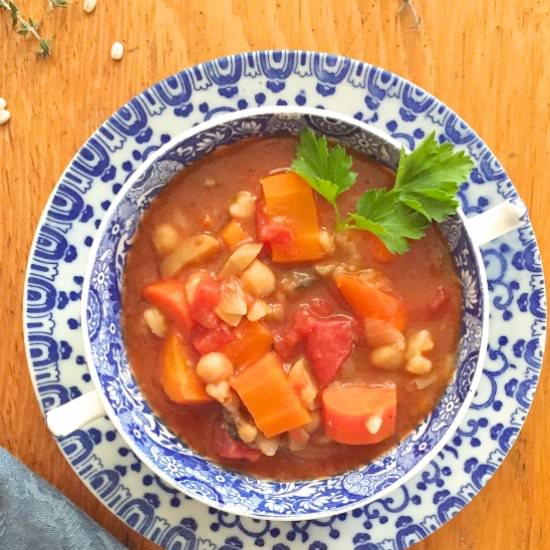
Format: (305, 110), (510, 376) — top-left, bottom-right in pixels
(290, 128), (473, 255)
(291, 128), (357, 217)
(37, 37), (52, 58)
(393, 132), (474, 222)
(341, 189), (429, 254)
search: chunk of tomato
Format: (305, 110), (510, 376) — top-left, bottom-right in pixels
(191, 324), (234, 355)
(256, 199), (294, 247)
(273, 299), (359, 387)
(305, 316), (359, 388)
(188, 273), (221, 329)
(212, 423), (262, 462)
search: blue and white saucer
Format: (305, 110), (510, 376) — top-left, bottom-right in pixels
(23, 51), (546, 549)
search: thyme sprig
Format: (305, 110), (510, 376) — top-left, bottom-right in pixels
(0, 0), (69, 58)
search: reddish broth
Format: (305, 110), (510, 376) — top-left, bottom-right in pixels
(122, 137), (461, 481)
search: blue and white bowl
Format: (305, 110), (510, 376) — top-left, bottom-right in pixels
(81, 106), (489, 520)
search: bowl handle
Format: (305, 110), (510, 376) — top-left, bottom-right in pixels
(465, 199), (526, 247)
(46, 390), (105, 437)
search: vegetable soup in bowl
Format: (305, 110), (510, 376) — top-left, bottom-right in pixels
(81, 107), (489, 519)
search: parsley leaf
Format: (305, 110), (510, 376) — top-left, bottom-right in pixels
(291, 129), (473, 255)
(343, 189), (429, 254)
(291, 128), (357, 218)
(394, 132), (474, 221)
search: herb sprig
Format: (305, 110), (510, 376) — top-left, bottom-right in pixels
(291, 129), (474, 254)
(0, 0), (69, 59)
(291, 128), (357, 223)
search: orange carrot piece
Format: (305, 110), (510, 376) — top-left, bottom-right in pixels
(322, 383), (396, 445)
(333, 271), (407, 331)
(231, 352), (311, 438)
(221, 219), (252, 249)
(160, 330), (212, 404)
(364, 233), (396, 263)
(142, 280), (192, 335)
(260, 172), (325, 263)
(222, 320), (273, 369)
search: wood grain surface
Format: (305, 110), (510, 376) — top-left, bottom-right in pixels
(1, 1), (549, 548)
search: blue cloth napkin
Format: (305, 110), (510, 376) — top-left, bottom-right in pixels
(0, 448), (126, 550)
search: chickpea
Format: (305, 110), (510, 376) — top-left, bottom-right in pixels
(240, 260), (276, 297)
(152, 223), (180, 256)
(370, 343), (405, 370)
(197, 353), (234, 384)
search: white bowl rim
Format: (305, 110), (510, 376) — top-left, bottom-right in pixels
(81, 105), (490, 520)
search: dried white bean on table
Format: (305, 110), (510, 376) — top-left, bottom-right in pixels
(83, 0), (97, 13)
(0, 97), (6, 110)
(111, 42), (124, 60)
(0, 110), (10, 125)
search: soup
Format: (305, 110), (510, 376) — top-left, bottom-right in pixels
(122, 136), (461, 481)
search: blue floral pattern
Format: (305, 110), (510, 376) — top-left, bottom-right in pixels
(23, 51), (546, 548)
(84, 109), (486, 519)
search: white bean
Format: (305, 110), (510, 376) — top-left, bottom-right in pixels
(366, 415), (383, 435)
(406, 355), (433, 375)
(255, 434), (280, 456)
(0, 110), (11, 125)
(143, 308), (167, 337)
(406, 329), (434, 360)
(111, 41), (124, 61)
(237, 420), (258, 444)
(0, 97), (6, 110)
(83, 0), (96, 13)
(370, 343), (405, 370)
(229, 191), (256, 219)
(205, 380), (231, 403)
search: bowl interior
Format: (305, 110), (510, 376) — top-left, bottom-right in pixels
(83, 108), (487, 519)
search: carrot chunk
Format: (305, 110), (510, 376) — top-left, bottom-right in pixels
(364, 233), (396, 263)
(231, 352), (312, 438)
(322, 383), (396, 445)
(222, 320), (273, 369)
(221, 219), (252, 249)
(159, 330), (212, 404)
(260, 172), (325, 263)
(333, 271), (407, 331)
(142, 280), (192, 335)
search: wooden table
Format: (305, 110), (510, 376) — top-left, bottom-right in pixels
(2, 1), (548, 548)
